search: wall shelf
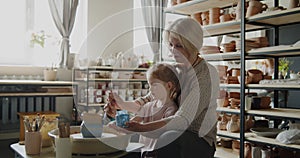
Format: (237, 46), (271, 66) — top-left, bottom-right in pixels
(203, 20), (266, 37)
(164, 0), (240, 15)
(246, 108), (300, 120)
(246, 134), (300, 151)
(248, 7), (300, 26)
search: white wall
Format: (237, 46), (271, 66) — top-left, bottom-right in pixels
(78, 0), (134, 62)
(0, 0), (134, 121)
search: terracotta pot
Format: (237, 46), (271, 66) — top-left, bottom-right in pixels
(217, 114), (228, 130)
(246, 0), (268, 17)
(220, 14), (233, 22)
(229, 92), (240, 99)
(191, 12), (203, 25)
(218, 89), (228, 98)
(238, 76), (253, 84)
(247, 69), (263, 83)
(220, 138), (232, 148)
(232, 68), (241, 77)
(201, 11), (209, 25)
(227, 114), (239, 132)
(217, 97), (229, 107)
(229, 98), (240, 109)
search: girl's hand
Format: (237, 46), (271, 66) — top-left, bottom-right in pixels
(108, 92), (124, 109)
(104, 92), (123, 118)
(104, 103), (116, 118)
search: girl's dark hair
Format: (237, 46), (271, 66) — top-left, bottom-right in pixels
(147, 63), (181, 105)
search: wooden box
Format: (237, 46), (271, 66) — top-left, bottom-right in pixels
(18, 111), (60, 146)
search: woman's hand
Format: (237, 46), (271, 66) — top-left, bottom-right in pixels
(107, 121), (133, 134)
(125, 120), (145, 132)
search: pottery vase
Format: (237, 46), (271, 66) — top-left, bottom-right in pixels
(227, 114), (240, 132)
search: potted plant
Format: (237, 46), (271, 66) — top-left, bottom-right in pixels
(43, 64), (57, 81)
(279, 58), (293, 79)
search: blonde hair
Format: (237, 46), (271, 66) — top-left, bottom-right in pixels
(167, 32), (199, 55)
(147, 63), (180, 104)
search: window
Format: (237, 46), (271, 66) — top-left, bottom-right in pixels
(0, 0), (86, 67)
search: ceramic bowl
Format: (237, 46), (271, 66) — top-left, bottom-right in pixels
(247, 69), (263, 83)
(250, 127), (283, 138)
(220, 138), (232, 148)
(237, 76), (252, 84)
(48, 126), (132, 155)
(229, 92), (240, 99)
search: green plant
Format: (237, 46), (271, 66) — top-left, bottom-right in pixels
(30, 30), (51, 48)
(279, 58), (292, 72)
(279, 58), (293, 79)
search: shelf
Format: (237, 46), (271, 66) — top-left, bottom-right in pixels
(77, 103), (105, 107)
(217, 107), (300, 120)
(217, 107), (240, 114)
(75, 78), (147, 82)
(76, 66), (148, 72)
(164, 0), (240, 15)
(248, 7), (300, 26)
(0, 92), (75, 97)
(215, 146), (239, 158)
(217, 130), (245, 139)
(220, 84), (241, 89)
(202, 52), (241, 61)
(203, 20), (266, 37)
(246, 134), (300, 151)
(247, 46), (300, 57)
(247, 84), (300, 90)
(246, 108), (300, 120)
(0, 80), (76, 86)
(220, 83), (300, 90)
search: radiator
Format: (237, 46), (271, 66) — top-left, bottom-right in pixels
(0, 97), (53, 132)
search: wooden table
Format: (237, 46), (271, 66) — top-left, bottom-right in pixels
(10, 142), (144, 158)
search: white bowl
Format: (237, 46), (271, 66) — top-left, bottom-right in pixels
(48, 126), (132, 155)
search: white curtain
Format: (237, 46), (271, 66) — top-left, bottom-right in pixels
(48, 0), (79, 69)
(141, 0), (168, 62)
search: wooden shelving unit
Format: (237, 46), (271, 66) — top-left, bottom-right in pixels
(73, 67), (148, 114)
(164, 1), (300, 157)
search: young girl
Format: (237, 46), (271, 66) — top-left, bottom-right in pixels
(109, 63), (180, 157)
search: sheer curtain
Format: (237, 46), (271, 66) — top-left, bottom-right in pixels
(141, 0), (168, 62)
(48, 0), (79, 69)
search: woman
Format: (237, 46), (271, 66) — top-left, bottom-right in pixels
(106, 17), (219, 158)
